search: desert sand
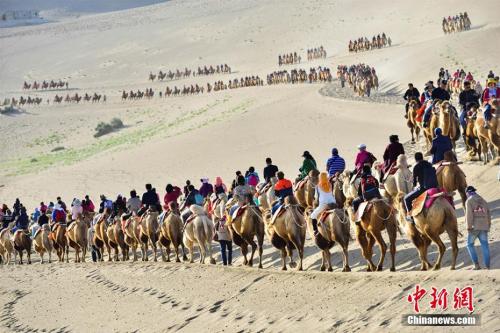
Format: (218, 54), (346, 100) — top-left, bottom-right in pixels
(0, 0), (499, 332)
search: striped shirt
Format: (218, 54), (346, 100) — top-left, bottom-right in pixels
(326, 156), (346, 177)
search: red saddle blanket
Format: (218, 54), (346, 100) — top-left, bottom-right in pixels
(410, 188), (454, 217)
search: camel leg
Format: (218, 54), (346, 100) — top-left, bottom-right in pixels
(325, 249), (333, 272)
(341, 242), (351, 272)
(257, 232), (264, 269)
(458, 188), (467, 211)
(320, 251), (326, 271)
(27, 247), (31, 265)
(105, 243), (112, 262)
(240, 242), (249, 266)
(427, 232), (446, 270)
(181, 243), (188, 262)
(410, 127), (415, 143)
(286, 243), (296, 268)
(356, 225), (375, 271)
(82, 244), (87, 263)
(387, 222), (397, 272)
(151, 240), (158, 262)
(159, 242), (167, 262)
(445, 222), (459, 270)
(65, 245), (69, 263)
(198, 243), (206, 264)
(75, 248), (80, 263)
(245, 237), (257, 267)
(208, 241), (216, 265)
(18, 250), (23, 265)
(281, 248), (287, 270)
(290, 236), (304, 271)
(143, 241), (149, 261)
(370, 229), (387, 271)
(132, 244), (138, 261)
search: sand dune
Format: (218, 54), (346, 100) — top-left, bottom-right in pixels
(0, 0), (499, 332)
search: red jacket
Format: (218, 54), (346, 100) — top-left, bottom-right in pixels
(163, 186), (181, 209)
(275, 179), (292, 191)
(482, 87), (500, 103)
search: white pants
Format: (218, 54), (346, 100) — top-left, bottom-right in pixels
(311, 204), (330, 220)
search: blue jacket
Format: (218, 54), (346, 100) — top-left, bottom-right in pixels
(430, 134), (453, 164)
(326, 155), (346, 177)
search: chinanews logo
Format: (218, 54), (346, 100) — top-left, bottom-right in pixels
(403, 285), (480, 326)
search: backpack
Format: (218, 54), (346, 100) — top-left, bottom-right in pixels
(194, 193), (204, 205)
(361, 175), (378, 194)
(55, 209), (65, 222)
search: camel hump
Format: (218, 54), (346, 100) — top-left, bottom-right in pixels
(189, 204), (206, 216)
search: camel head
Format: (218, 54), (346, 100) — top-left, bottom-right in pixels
(396, 154), (409, 169)
(394, 192), (407, 226)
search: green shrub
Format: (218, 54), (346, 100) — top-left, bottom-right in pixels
(94, 118), (123, 138)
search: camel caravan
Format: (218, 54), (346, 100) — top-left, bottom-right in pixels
(348, 33), (391, 53)
(442, 12), (471, 34)
(437, 67), (484, 98)
(22, 79), (69, 90)
(2, 92), (106, 107)
(278, 52), (301, 66)
(148, 64), (232, 82)
(267, 67), (332, 85)
(336, 64), (379, 97)
(307, 46), (327, 61)
(1, 122), (493, 273)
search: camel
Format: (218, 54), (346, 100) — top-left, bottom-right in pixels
(423, 101), (440, 150)
(436, 151), (468, 209)
(13, 229), (32, 264)
(473, 108), (500, 164)
(345, 198), (398, 271)
(32, 224), (53, 264)
(294, 169), (320, 208)
(262, 196), (306, 271)
(439, 101), (460, 148)
(464, 111), (482, 159)
(183, 205), (216, 264)
(339, 170), (360, 199)
(107, 216), (129, 262)
(256, 178), (277, 209)
(0, 224), (16, 265)
(331, 177), (346, 208)
(122, 213), (146, 261)
(93, 212), (112, 261)
(52, 222), (69, 263)
(373, 154), (413, 205)
(159, 202), (187, 262)
(305, 207), (350, 272)
(65, 215), (87, 263)
(395, 192), (459, 270)
(407, 100), (422, 143)
(141, 210), (160, 262)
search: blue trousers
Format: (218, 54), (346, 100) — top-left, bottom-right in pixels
(271, 201), (282, 215)
(459, 109), (467, 128)
(484, 104), (492, 122)
(219, 240), (232, 265)
(467, 230), (490, 267)
(423, 103), (433, 124)
(404, 187), (425, 213)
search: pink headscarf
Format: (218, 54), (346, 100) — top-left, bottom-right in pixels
(215, 177), (224, 187)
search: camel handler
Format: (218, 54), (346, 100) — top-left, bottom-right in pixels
(403, 152), (438, 223)
(228, 175), (254, 224)
(271, 172), (293, 216)
(311, 172), (336, 236)
(465, 186), (491, 270)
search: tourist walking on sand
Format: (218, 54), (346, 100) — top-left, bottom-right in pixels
(215, 217), (232, 266)
(465, 186), (491, 270)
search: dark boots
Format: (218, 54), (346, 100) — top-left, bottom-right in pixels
(312, 219), (319, 236)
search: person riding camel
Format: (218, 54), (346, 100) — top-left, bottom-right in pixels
(326, 148), (346, 179)
(37, 206), (49, 227)
(459, 81), (480, 133)
(351, 165), (381, 214)
(99, 195), (114, 214)
(179, 185), (202, 225)
(271, 171), (293, 216)
(432, 80), (451, 101)
(430, 128), (453, 164)
(199, 178), (214, 198)
(50, 203), (66, 231)
(297, 151), (317, 182)
(228, 175), (254, 223)
(138, 183), (161, 216)
(263, 158), (279, 185)
(71, 199), (83, 222)
(403, 83), (420, 117)
(311, 172), (337, 236)
(403, 152), (438, 222)
(482, 99), (497, 129)
(381, 135), (405, 182)
(245, 167), (260, 188)
(12, 198), (21, 218)
(353, 144), (376, 177)
(82, 195), (95, 213)
(126, 190), (141, 215)
(11, 206), (29, 234)
(111, 194), (126, 220)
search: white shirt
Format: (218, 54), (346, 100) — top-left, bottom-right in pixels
(315, 186), (336, 205)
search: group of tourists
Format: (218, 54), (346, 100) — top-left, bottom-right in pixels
(210, 76), (265, 92)
(22, 80), (69, 90)
(306, 46), (327, 61)
(148, 65), (232, 82)
(336, 64), (379, 97)
(266, 67), (332, 85)
(194, 64), (232, 76)
(278, 52), (301, 66)
(442, 12), (471, 34)
(348, 34), (391, 53)
(122, 88), (156, 100)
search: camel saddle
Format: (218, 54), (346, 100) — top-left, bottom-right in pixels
(434, 161), (463, 176)
(382, 165), (398, 182)
(33, 228), (43, 239)
(354, 199), (385, 222)
(185, 214), (197, 225)
(270, 205), (286, 225)
(294, 178), (307, 191)
(410, 188), (454, 217)
(231, 205), (247, 220)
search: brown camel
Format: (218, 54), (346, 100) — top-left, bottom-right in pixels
(407, 100), (422, 143)
(473, 107), (500, 164)
(67, 214), (88, 262)
(438, 101), (460, 148)
(142, 209), (160, 261)
(52, 222), (69, 263)
(423, 101), (440, 150)
(262, 196), (306, 271)
(226, 194), (265, 268)
(107, 215), (129, 262)
(306, 207), (351, 272)
(93, 211), (112, 261)
(123, 214), (145, 261)
(330, 176), (346, 208)
(33, 224), (53, 264)
(345, 198), (398, 271)
(159, 202), (187, 262)
(395, 192), (459, 270)
(0, 223), (16, 264)
(436, 151), (468, 209)
(294, 169), (320, 208)
(13, 229), (32, 264)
